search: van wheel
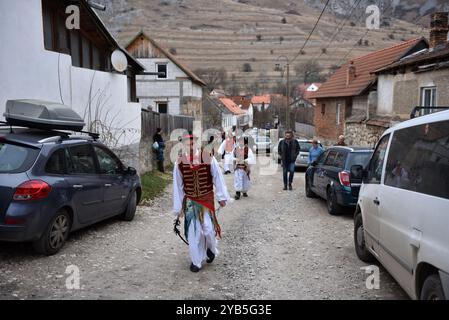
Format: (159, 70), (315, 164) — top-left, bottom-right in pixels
(326, 188), (342, 215)
(33, 209), (71, 256)
(120, 191), (137, 221)
(421, 274), (446, 300)
(354, 213), (376, 263)
(305, 177), (316, 198)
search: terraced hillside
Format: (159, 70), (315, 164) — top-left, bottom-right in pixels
(98, 0), (429, 91)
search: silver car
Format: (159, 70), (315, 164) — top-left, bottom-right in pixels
(253, 136), (272, 154)
(295, 140), (323, 168)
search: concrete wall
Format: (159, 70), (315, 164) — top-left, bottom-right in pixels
(136, 58), (202, 116)
(378, 69), (449, 119)
(0, 0), (141, 167)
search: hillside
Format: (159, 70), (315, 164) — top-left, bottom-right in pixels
(97, 0), (434, 92)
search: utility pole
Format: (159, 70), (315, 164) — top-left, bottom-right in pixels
(276, 55), (290, 130)
(286, 62), (290, 130)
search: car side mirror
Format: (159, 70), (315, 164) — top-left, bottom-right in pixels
(350, 165), (364, 180)
(127, 167), (137, 176)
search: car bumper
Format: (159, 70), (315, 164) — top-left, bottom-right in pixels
(336, 188), (359, 207)
(295, 157), (309, 168)
(0, 202), (51, 242)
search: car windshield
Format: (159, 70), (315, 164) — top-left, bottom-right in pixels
(346, 152), (372, 169)
(257, 137), (269, 142)
(299, 142), (313, 151)
(0, 142), (39, 173)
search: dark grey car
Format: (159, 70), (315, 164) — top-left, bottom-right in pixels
(0, 128), (141, 255)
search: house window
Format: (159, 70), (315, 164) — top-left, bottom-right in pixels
(81, 36), (91, 69)
(420, 87), (437, 115)
(157, 64), (167, 79)
(127, 74), (137, 103)
(157, 102), (168, 114)
(336, 103), (341, 125)
(321, 104), (326, 115)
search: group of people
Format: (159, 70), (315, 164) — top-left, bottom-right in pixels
(160, 127), (349, 272)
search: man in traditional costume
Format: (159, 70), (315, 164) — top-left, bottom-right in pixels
(218, 130), (236, 175)
(173, 134), (230, 273)
(233, 136), (255, 200)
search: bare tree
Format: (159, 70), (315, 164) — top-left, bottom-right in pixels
(193, 67), (228, 91)
(294, 61), (326, 84)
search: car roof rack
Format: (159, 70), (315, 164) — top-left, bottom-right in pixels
(1, 122), (100, 142)
(410, 106), (449, 119)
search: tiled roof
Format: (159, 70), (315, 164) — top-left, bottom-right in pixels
(219, 98), (245, 115)
(375, 43), (449, 74)
(229, 96), (252, 110)
(310, 38), (426, 99)
(251, 95), (271, 104)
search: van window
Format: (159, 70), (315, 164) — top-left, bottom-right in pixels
(367, 134), (390, 184)
(334, 152), (346, 169)
(385, 120), (449, 199)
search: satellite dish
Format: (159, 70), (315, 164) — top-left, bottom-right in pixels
(111, 49), (128, 72)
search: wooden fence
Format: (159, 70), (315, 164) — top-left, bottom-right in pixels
(141, 109), (194, 139)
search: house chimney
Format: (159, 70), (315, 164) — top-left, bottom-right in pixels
(346, 61), (356, 86)
(430, 12), (449, 50)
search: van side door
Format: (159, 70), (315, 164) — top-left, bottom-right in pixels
(360, 134), (390, 256)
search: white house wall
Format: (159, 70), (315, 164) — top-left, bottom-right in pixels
(0, 0), (141, 152)
(377, 74), (395, 115)
(136, 58), (202, 115)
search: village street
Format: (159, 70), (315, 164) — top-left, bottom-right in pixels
(0, 159), (407, 300)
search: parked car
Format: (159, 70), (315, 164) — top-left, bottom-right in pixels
(295, 140), (324, 169)
(253, 136), (272, 154)
(352, 110), (449, 300)
(305, 146), (373, 215)
(0, 128), (141, 255)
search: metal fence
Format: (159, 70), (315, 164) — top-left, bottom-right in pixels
(141, 109), (194, 139)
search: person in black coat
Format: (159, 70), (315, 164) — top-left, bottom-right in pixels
(278, 130), (300, 190)
(153, 128), (165, 173)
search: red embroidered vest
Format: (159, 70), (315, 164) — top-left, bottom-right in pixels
(179, 155), (215, 212)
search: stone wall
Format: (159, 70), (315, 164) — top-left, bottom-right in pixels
(345, 122), (386, 148)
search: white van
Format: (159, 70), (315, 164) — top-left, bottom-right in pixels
(351, 110), (449, 300)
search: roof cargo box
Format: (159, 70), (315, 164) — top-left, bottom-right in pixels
(4, 100), (85, 131)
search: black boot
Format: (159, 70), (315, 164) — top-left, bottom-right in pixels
(235, 192), (241, 200)
(243, 193), (248, 198)
(206, 249), (215, 264)
(190, 263), (201, 273)
(283, 185), (288, 191)
(289, 184), (293, 191)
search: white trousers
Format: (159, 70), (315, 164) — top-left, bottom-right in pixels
(223, 153), (233, 172)
(188, 211), (218, 268)
(234, 168), (251, 192)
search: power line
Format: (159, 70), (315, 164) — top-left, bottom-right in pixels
(310, 0), (364, 65)
(336, 0), (396, 66)
(291, 0), (331, 64)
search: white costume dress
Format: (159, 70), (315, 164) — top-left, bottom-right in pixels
(173, 155), (230, 269)
(218, 138), (235, 173)
(233, 146), (256, 193)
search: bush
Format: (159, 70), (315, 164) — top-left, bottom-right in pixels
(243, 63), (253, 72)
(281, 17), (287, 24)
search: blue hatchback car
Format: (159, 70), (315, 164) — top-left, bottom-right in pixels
(305, 146), (373, 215)
(0, 128), (141, 255)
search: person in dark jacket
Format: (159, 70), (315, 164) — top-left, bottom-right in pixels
(153, 128), (165, 173)
(278, 131), (300, 190)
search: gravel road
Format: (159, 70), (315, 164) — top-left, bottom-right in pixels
(0, 159), (408, 300)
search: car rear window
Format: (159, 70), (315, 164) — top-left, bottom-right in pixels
(346, 152), (372, 169)
(0, 142), (40, 173)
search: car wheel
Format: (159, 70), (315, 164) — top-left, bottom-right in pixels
(33, 209), (71, 256)
(120, 190), (137, 221)
(354, 213), (376, 263)
(326, 188), (342, 215)
(305, 177), (316, 198)
(421, 274), (446, 300)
